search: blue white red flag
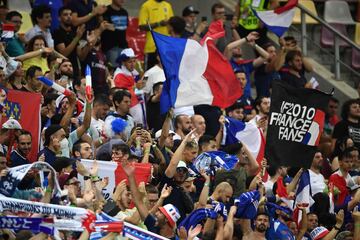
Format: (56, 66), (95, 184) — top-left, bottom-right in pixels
(293, 170), (314, 225)
(252, 0), (299, 37)
(152, 31), (242, 114)
(223, 117), (266, 167)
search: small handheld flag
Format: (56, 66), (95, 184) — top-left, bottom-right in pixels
(85, 65), (93, 101)
(37, 76), (72, 96)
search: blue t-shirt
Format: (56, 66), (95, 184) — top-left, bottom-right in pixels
(10, 150), (29, 167)
(38, 147), (56, 166)
(230, 59), (254, 98)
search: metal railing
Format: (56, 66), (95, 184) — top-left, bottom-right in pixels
(297, 3), (360, 80)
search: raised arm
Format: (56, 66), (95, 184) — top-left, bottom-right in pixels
(158, 109), (173, 149)
(165, 129), (196, 178)
(321, 210), (344, 240)
(223, 32), (259, 59)
(75, 93), (92, 138)
(296, 206), (308, 240)
(286, 168), (303, 195)
(123, 164), (149, 221)
(197, 170), (211, 208)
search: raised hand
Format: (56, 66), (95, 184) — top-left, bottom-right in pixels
(160, 183), (173, 199)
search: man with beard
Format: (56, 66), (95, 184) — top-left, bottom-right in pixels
(250, 96), (270, 134)
(56, 59), (75, 91)
(53, 6), (85, 79)
(242, 212), (270, 240)
(10, 130), (32, 167)
(174, 114), (192, 140)
(278, 50), (308, 89)
(72, 141), (93, 160)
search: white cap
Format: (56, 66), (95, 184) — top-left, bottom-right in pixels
(2, 118), (22, 129)
(155, 129), (176, 139)
(176, 160), (188, 170)
(159, 204), (180, 228)
(310, 226), (329, 240)
(120, 48), (136, 58)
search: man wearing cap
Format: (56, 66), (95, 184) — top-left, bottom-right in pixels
(124, 163), (180, 239)
(182, 5), (207, 40)
(0, 118), (22, 156)
(309, 210), (344, 240)
(113, 48), (145, 125)
(38, 124), (66, 166)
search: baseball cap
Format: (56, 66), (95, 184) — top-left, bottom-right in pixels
(2, 118), (21, 129)
(44, 124), (63, 146)
(155, 129), (176, 139)
(116, 48), (136, 64)
(310, 226), (330, 240)
(182, 5), (199, 17)
(177, 160), (188, 170)
(159, 204), (180, 228)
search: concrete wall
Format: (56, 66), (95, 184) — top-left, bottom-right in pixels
(123, 0), (218, 18)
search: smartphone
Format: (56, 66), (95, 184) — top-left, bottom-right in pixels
(136, 123), (143, 129)
(201, 16), (207, 22)
(225, 14), (233, 21)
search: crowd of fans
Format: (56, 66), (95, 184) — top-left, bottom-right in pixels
(0, 0), (359, 239)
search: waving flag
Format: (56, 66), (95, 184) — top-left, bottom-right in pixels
(200, 20), (225, 45)
(223, 117), (265, 166)
(293, 170), (314, 225)
(252, 0), (298, 37)
(1, 24), (15, 42)
(266, 81), (331, 168)
(234, 190), (260, 219)
(80, 160), (151, 200)
(152, 31), (242, 114)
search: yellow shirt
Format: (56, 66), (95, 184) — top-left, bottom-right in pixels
(139, 0), (174, 53)
(22, 56), (50, 73)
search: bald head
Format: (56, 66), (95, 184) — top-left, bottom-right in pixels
(191, 114), (206, 136)
(213, 182), (233, 203)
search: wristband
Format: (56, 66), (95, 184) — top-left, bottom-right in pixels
(88, 12), (93, 17)
(91, 175), (100, 181)
(333, 225), (341, 231)
(45, 187), (52, 193)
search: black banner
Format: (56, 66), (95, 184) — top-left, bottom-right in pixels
(265, 81), (332, 168)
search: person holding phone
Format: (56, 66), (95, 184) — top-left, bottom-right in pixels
(181, 5), (207, 40)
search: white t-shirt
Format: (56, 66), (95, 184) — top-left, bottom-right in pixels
(309, 169), (326, 196)
(143, 65), (165, 95)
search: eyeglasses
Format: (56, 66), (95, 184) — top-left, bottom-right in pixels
(215, 11), (225, 15)
(112, 151), (123, 156)
(0, 161), (6, 164)
(176, 168), (188, 174)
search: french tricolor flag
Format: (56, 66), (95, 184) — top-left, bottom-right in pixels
(223, 117), (266, 174)
(293, 170), (314, 225)
(152, 30), (242, 114)
(252, 0), (299, 37)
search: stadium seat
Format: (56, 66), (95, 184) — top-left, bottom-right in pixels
(95, 0), (111, 5)
(293, 0), (318, 25)
(320, 24), (350, 48)
(355, 22), (360, 45)
(352, 48), (360, 69)
(324, 1), (355, 25)
(8, 0), (32, 12)
(18, 11), (33, 35)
